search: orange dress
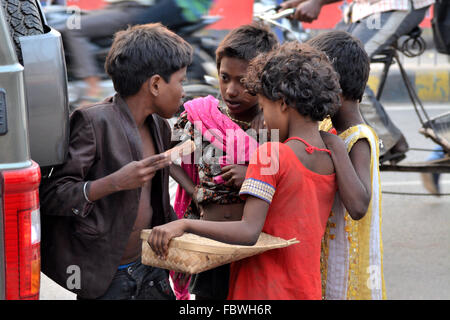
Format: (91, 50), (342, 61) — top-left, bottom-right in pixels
(228, 138), (337, 300)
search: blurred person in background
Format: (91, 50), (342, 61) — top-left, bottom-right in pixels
(59, 0), (213, 103)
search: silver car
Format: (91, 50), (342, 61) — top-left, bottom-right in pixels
(0, 0), (68, 300)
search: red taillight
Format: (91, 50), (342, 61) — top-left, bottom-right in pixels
(2, 161), (41, 300)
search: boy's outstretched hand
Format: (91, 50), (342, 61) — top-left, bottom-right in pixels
(89, 153), (172, 202)
(147, 219), (186, 259)
(111, 153), (172, 191)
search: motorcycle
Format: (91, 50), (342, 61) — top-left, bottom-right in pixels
(42, 4), (221, 111)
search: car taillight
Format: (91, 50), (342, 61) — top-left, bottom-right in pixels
(1, 161), (41, 300)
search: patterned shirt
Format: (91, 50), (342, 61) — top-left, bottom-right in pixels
(173, 103), (261, 219)
(351, 0), (435, 22)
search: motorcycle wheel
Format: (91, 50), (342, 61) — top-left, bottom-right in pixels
(1, 0), (44, 63)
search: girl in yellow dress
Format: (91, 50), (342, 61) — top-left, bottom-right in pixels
(308, 31), (387, 300)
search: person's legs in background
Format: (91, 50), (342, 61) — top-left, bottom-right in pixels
(421, 145), (444, 195)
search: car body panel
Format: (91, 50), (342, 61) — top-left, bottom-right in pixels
(20, 28), (69, 167)
(1, 0), (70, 299)
(0, 3), (30, 169)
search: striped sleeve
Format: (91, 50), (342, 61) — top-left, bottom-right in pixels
(240, 178), (276, 204)
(239, 142), (280, 204)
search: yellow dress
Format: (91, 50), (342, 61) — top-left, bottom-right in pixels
(319, 119), (387, 300)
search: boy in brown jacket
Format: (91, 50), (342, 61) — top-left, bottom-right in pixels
(40, 23), (192, 300)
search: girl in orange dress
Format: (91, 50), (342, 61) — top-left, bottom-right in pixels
(147, 41), (343, 299)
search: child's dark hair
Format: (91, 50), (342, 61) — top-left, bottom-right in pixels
(215, 22), (279, 70)
(244, 42), (341, 121)
(307, 30), (370, 102)
(105, 23), (193, 97)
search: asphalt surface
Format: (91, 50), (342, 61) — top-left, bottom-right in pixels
(375, 103), (450, 300)
(39, 103), (450, 300)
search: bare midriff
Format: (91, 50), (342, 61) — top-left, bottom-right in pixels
(201, 202), (245, 222)
(120, 183), (153, 265)
(120, 124), (156, 265)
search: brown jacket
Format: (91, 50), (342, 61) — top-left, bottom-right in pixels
(39, 94), (176, 299)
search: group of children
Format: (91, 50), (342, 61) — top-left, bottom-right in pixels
(40, 19), (385, 300)
(148, 22), (386, 300)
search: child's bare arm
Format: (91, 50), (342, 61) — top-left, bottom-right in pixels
(147, 196), (269, 258)
(169, 163), (196, 198)
(320, 131), (372, 220)
(167, 140), (197, 196)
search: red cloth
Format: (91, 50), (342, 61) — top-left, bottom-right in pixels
(184, 95), (258, 170)
(329, 127), (338, 135)
(173, 95), (259, 215)
(228, 141), (337, 300)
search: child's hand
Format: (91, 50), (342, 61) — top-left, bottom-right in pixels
(221, 165), (248, 188)
(191, 186), (205, 218)
(111, 153), (171, 191)
(147, 220), (186, 259)
(320, 130), (346, 152)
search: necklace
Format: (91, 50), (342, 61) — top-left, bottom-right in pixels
(225, 108), (252, 127)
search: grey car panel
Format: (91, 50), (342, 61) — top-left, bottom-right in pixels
(0, 3), (31, 169)
(20, 27), (69, 167)
(0, 2), (30, 299)
(1, 0), (69, 298)
(0, 180), (4, 300)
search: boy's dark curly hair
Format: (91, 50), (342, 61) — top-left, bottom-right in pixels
(307, 31), (370, 102)
(244, 41), (341, 121)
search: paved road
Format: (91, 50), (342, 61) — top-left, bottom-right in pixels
(376, 103), (450, 300)
(39, 103), (450, 300)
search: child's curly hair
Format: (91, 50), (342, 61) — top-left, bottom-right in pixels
(244, 41), (341, 121)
